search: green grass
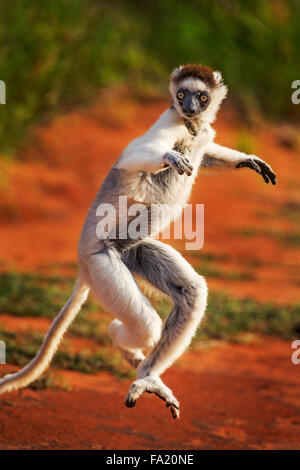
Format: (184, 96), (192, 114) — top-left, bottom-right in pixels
(0, 271), (110, 344)
(1, 290), (298, 386)
(187, 251), (231, 263)
(0, 267), (299, 394)
(197, 264), (255, 282)
(1, 269), (298, 344)
(197, 291), (300, 341)
(0, 371), (68, 394)
(69, 312), (110, 346)
(0, 271), (75, 318)
(237, 227), (300, 248)
(153, 291), (299, 341)
(279, 201), (300, 224)
(235, 131), (254, 155)
(187, 251), (256, 280)
(0, 270), (95, 317)
(0, 270), (134, 380)
(0, 268), (299, 392)
(257, 200), (300, 225)
(191, 250), (273, 269)
(28, 372), (70, 391)
(0, 0), (299, 154)
(0, 328), (133, 379)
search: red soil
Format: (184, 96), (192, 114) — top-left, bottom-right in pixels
(0, 99), (299, 449)
(0, 339), (299, 450)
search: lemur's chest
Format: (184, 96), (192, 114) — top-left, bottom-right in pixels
(127, 121), (214, 204)
(131, 125), (211, 205)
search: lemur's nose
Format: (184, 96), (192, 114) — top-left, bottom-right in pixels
(182, 94), (198, 115)
(183, 107), (196, 116)
(182, 103), (195, 114)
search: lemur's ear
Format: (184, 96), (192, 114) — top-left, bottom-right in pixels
(170, 66), (182, 82)
(213, 70), (223, 85)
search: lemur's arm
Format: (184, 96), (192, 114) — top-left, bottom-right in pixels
(201, 143), (276, 184)
(117, 110), (193, 176)
(117, 142), (193, 176)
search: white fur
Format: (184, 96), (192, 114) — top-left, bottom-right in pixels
(88, 249), (162, 351)
(117, 110), (185, 172)
(205, 142), (251, 165)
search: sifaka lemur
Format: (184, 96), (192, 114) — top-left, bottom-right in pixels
(0, 64), (276, 419)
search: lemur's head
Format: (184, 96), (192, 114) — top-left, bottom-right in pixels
(170, 64), (228, 123)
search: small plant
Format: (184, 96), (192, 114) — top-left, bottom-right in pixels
(235, 131), (254, 155)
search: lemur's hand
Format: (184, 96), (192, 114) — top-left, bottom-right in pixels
(236, 156), (276, 185)
(163, 150), (194, 176)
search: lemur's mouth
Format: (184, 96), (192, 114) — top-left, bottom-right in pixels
(184, 111), (200, 118)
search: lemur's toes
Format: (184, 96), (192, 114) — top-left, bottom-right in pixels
(153, 391), (180, 418)
(152, 381), (180, 419)
(125, 376), (180, 419)
(125, 378), (147, 408)
(125, 396), (136, 408)
(167, 403), (180, 419)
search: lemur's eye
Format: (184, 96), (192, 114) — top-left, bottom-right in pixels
(200, 94), (208, 103)
(177, 91), (184, 100)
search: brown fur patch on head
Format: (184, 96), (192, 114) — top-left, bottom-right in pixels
(171, 64), (217, 88)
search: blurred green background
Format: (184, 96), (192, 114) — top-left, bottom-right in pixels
(0, 0), (299, 154)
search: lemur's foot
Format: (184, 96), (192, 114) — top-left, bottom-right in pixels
(118, 347), (145, 369)
(125, 376), (180, 419)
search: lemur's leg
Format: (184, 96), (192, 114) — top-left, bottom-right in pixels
(87, 245), (162, 368)
(122, 240), (208, 418)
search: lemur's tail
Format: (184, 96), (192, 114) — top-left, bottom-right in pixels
(0, 279), (90, 394)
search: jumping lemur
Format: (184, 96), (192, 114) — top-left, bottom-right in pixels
(0, 64), (276, 419)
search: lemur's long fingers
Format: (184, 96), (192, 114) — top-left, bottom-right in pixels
(254, 159), (277, 185)
(173, 158), (193, 176)
(258, 167), (270, 184)
(236, 158), (277, 185)
(174, 165), (185, 175)
(176, 158), (193, 176)
(236, 158), (261, 174)
(169, 158), (184, 175)
(164, 152), (193, 176)
(182, 158), (194, 174)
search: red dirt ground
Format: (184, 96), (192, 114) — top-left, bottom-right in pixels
(0, 99), (299, 449)
(0, 338), (299, 450)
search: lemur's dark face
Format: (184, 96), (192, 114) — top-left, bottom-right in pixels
(176, 88), (210, 117)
